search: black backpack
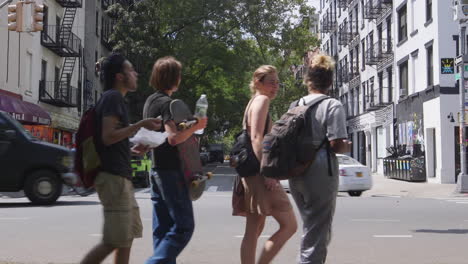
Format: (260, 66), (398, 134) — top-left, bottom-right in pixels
(229, 98), (269, 177)
(260, 95), (330, 180)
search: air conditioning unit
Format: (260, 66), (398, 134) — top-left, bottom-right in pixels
(399, 88), (407, 97)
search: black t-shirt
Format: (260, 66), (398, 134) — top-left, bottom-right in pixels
(95, 89), (132, 178)
(143, 91), (180, 169)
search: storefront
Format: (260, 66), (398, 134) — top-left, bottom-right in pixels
(0, 90), (76, 148)
(348, 105), (394, 173)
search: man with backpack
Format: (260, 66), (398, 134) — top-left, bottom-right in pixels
(81, 53), (161, 264)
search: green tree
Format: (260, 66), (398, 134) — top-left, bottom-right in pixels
(107, 0), (319, 148)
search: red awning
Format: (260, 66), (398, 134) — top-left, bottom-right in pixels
(0, 94), (51, 125)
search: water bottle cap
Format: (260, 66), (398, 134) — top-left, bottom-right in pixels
(201, 94), (206, 98)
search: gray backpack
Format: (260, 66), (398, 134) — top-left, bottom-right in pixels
(260, 95), (330, 180)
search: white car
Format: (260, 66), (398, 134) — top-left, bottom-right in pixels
(336, 154), (372, 197)
(280, 154), (372, 197)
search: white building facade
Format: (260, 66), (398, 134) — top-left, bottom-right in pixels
(0, 0), (84, 146)
(318, 0), (462, 183)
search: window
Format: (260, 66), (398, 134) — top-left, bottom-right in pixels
(95, 11), (99, 36)
(362, 82), (367, 111)
(355, 5), (359, 32)
(398, 5), (407, 43)
(410, 0), (416, 33)
(426, 0), (432, 22)
(361, 40), (365, 70)
(388, 67), (393, 101)
(399, 61), (408, 96)
(356, 46), (360, 71)
(427, 45), (433, 86)
(356, 86), (360, 114)
(360, 0), (364, 28)
(376, 126), (386, 158)
(41, 60), (47, 81)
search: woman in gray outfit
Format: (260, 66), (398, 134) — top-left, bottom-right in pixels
(288, 54), (351, 264)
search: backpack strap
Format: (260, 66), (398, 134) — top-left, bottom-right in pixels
(302, 95), (333, 176)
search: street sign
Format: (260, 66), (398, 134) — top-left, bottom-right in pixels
(456, 55), (463, 65)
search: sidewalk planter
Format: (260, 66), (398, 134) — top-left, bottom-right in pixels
(383, 157), (426, 182)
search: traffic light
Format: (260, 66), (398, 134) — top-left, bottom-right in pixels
(32, 3), (44, 32)
(7, 2), (24, 32)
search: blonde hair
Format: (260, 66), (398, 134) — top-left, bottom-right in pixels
(304, 54), (335, 92)
(249, 65), (277, 95)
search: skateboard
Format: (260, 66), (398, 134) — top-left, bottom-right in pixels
(170, 99), (212, 201)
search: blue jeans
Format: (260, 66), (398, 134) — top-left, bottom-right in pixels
(145, 169), (194, 264)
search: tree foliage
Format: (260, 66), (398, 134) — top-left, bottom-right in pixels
(107, 0), (319, 147)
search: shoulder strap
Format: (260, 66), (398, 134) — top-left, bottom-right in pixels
(304, 95), (329, 108)
(242, 96), (257, 129)
(143, 92), (170, 119)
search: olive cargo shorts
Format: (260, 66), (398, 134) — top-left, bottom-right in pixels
(95, 171), (143, 248)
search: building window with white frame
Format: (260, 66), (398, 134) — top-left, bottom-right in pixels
(376, 126), (386, 158)
(398, 4), (407, 43)
(410, 0), (416, 33)
(427, 45), (433, 87)
(426, 0), (432, 23)
(399, 61), (409, 97)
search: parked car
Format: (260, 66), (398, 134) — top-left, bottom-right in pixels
(200, 151), (210, 166)
(280, 154), (372, 197)
(0, 111), (76, 205)
(207, 143), (225, 163)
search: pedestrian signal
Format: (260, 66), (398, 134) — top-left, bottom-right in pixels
(32, 4), (44, 32)
(7, 3), (24, 32)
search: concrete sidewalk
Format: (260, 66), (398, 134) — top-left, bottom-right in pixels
(363, 173), (467, 199)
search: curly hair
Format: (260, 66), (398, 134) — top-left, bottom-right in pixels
(304, 54), (335, 93)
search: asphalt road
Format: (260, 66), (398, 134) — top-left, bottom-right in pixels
(1, 163), (468, 264)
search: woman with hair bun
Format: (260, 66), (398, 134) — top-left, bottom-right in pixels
(233, 65), (297, 264)
(288, 54), (351, 263)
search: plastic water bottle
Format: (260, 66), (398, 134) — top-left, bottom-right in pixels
(194, 94), (208, 135)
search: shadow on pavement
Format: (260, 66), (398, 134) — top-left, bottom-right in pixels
(0, 200), (100, 208)
(413, 229), (468, 234)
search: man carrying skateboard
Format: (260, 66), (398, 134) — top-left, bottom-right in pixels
(143, 56), (207, 264)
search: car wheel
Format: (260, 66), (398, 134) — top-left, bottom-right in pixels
(348, 191), (362, 197)
(24, 170), (63, 205)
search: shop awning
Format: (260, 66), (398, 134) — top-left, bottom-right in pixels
(0, 94), (51, 125)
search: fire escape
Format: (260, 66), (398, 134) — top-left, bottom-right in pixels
(364, 0), (392, 20)
(321, 9), (337, 34)
(40, 0), (82, 108)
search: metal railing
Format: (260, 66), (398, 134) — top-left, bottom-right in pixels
(338, 23), (350, 46)
(41, 25), (81, 57)
(39, 80), (78, 107)
(364, 0), (392, 20)
(321, 12), (337, 33)
(102, 0), (133, 10)
(55, 0), (82, 8)
(365, 39), (393, 65)
(338, 0), (348, 9)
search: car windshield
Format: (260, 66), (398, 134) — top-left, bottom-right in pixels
(338, 155), (361, 165)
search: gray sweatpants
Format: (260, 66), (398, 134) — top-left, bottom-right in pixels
(289, 149), (339, 264)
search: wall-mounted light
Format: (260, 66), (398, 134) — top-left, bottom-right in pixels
(448, 112), (455, 123)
